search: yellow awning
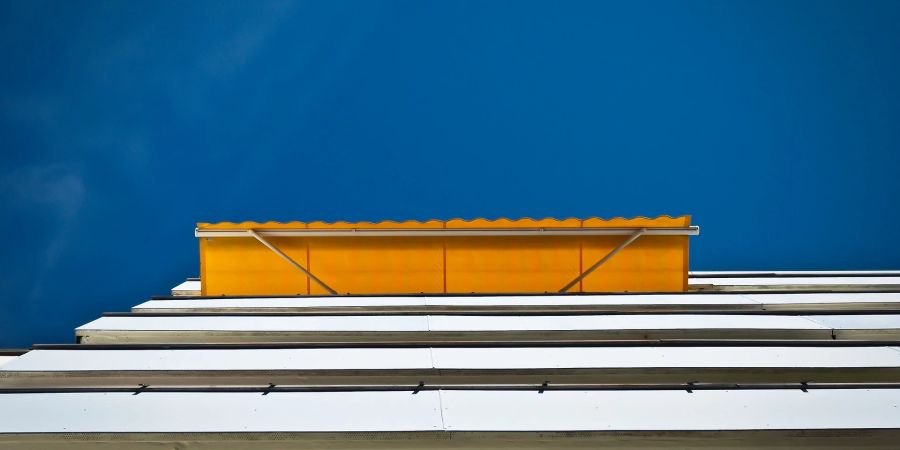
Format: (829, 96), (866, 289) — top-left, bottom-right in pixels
(196, 216), (697, 295)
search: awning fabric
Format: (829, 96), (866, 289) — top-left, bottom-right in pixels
(197, 216), (693, 295)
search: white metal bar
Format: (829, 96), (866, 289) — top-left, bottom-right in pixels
(559, 228), (645, 293)
(247, 229), (337, 295)
(195, 226), (700, 238)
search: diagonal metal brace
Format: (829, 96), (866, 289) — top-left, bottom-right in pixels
(559, 228), (646, 293)
(247, 229), (337, 295)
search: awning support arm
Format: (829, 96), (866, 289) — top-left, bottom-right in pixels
(559, 228), (646, 293)
(247, 229), (337, 295)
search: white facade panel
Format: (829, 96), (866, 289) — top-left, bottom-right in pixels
(77, 314), (846, 333)
(3, 389), (900, 433)
(77, 314), (834, 333)
(0, 356), (15, 368)
(136, 297), (428, 310)
(430, 346), (900, 369)
(6, 346), (900, 372)
(134, 294), (757, 311)
(745, 293), (900, 304)
(0, 391), (443, 433)
(425, 314), (829, 331)
(423, 294), (755, 306)
(133, 293), (900, 313)
(440, 389), (900, 430)
(77, 316), (429, 332)
(171, 280), (201, 295)
(805, 315), (900, 329)
(1, 348), (434, 371)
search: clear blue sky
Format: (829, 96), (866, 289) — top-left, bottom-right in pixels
(1, 0), (899, 347)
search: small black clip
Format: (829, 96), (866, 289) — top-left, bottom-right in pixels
(800, 382), (809, 393)
(412, 381), (425, 394)
(686, 382), (695, 393)
(262, 383), (276, 395)
(133, 384), (148, 396)
(538, 381), (549, 393)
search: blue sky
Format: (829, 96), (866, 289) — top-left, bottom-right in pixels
(1, 0), (899, 347)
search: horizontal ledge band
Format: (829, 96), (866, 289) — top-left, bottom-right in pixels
(195, 226), (700, 238)
(30, 339), (900, 350)
(2, 381), (899, 394)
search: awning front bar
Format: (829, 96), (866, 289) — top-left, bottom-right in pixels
(196, 226), (700, 238)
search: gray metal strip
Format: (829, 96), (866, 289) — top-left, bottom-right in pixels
(196, 226), (700, 238)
